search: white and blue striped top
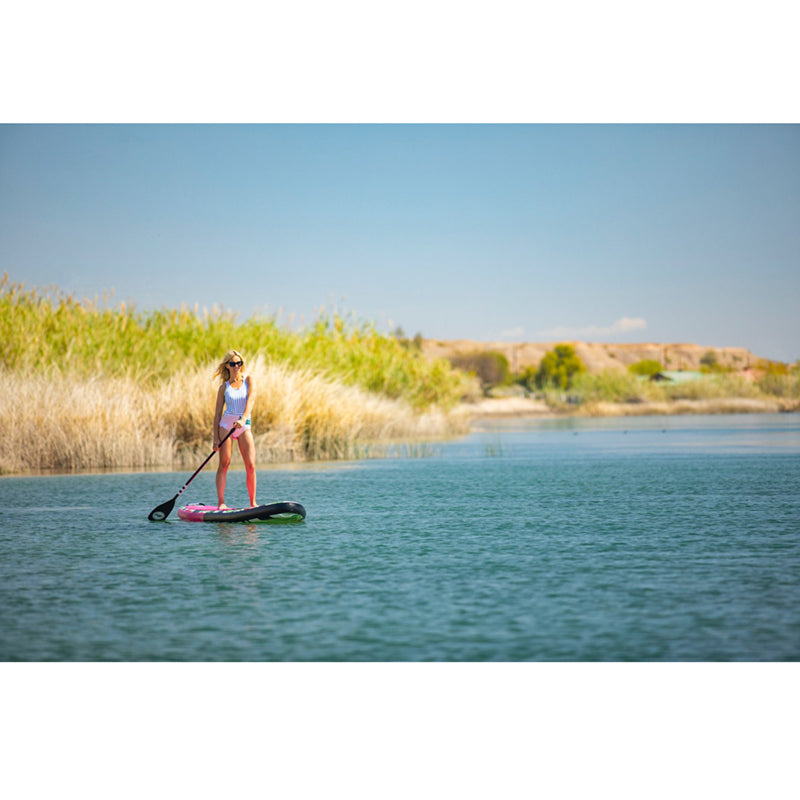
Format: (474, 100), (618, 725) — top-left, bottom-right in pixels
(224, 380), (248, 416)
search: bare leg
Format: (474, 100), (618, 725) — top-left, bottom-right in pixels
(237, 430), (257, 506)
(216, 427), (232, 508)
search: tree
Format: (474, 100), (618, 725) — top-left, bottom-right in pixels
(516, 365), (539, 391)
(450, 351), (511, 390)
(700, 350), (719, 369)
(535, 344), (586, 390)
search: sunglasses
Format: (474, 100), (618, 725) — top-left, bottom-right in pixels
(228, 360), (244, 368)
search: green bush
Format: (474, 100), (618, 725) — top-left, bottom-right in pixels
(661, 374), (762, 401)
(700, 350), (718, 369)
(570, 371), (651, 404)
(699, 350), (734, 374)
(758, 363), (800, 398)
(628, 359), (663, 377)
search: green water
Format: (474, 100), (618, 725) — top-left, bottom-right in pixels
(1, 414), (798, 661)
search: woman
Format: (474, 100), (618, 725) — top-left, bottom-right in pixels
(213, 349), (257, 508)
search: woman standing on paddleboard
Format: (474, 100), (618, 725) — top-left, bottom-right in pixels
(213, 350), (257, 508)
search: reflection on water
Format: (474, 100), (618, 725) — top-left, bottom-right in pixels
(214, 523), (262, 546)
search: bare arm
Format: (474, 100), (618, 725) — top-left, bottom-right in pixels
(240, 375), (256, 423)
(213, 383), (226, 448)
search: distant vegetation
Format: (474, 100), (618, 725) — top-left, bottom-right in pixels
(493, 344), (588, 393)
(628, 359), (663, 378)
(443, 341), (800, 412)
(0, 275), (469, 473)
(757, 362), (800, 398)
(533, 344), (586, 389)
(448, 351), (511, 391)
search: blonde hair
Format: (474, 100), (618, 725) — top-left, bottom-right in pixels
(213, 350), (246, 384)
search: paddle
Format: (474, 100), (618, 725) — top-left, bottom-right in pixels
(148, 426), (237, 521)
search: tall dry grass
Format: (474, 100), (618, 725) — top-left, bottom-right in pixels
(0, 369), (174, 473)
(0, 360), (469, 474)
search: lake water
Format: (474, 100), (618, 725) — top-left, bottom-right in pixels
(1, 413), (799, 661)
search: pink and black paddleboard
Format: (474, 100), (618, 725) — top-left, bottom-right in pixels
(178, 502), (306, 522)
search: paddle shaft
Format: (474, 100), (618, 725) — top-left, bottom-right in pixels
(148, 423), (243, 519)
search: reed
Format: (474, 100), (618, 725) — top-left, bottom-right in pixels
(0, 369), (175, 473)
(0, 361), (470, 474)
(0, 274), (467, 409)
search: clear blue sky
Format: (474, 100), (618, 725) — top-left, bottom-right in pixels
(1, 124), (798, 361)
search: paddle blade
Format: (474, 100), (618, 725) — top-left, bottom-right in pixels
(148, 496), (176, 521)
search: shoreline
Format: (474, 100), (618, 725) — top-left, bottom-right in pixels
(463, 396), (798, 419)
(3, 401), (795, 479)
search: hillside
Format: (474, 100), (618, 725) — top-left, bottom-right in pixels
(421, 340), (765, 373)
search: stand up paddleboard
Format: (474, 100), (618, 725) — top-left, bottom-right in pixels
(178, 502), (307, 523)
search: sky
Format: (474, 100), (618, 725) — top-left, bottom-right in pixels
(1, 123), (798, 361)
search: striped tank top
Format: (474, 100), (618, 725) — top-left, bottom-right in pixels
(224, 380), (248, 416)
